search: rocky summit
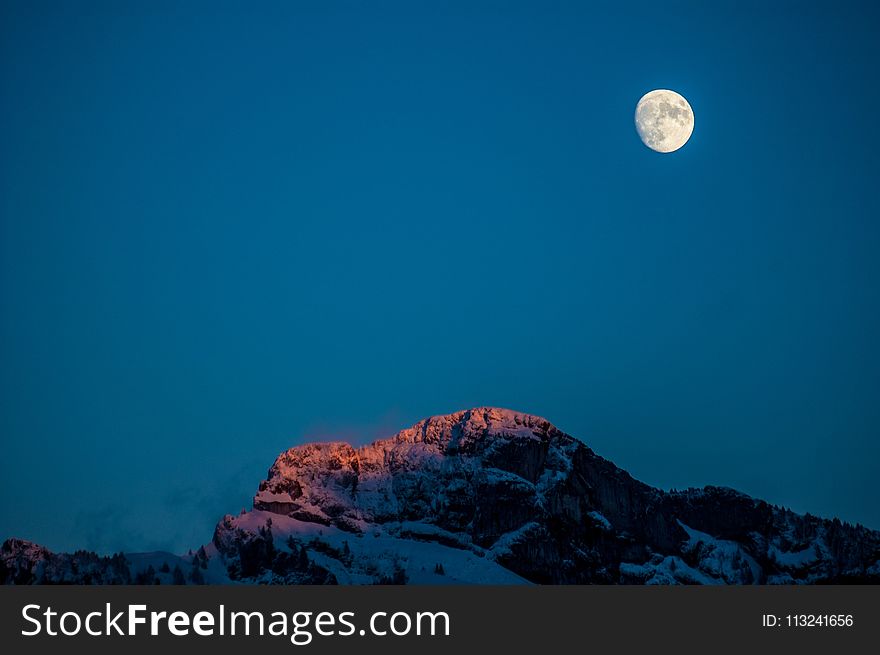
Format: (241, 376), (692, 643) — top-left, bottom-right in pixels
(4, 408), (880, 584)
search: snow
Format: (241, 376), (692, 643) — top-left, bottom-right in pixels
(620, 556), (721, 585)
(677, 520), (762, 584)
(480, 466), (535, 488)
(225, 510), (528, 585)
(768, 544), (819, 568)
(255, 491), (294, 503)
(489, 522), (541, 558)
(588, 511), (613, 531)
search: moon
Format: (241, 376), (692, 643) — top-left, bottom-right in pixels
(635, 89), (694, 153)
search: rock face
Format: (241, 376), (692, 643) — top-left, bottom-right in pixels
(215, 407), (880, 584)
(4, 408), (880, 584)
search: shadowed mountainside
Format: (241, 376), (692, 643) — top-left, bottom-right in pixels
(4, 408), (879, 584)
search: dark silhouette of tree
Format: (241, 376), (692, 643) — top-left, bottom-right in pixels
(189, 563), (205, 585)
(377, 563), (409, 584)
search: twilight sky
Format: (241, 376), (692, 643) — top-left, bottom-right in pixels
(2, 1), (879, 554)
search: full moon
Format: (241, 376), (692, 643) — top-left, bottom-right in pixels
(635, 89), (694, 153)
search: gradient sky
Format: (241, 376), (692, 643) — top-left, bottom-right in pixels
(2, 1), (879, 554)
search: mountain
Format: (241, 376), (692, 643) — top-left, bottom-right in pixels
(3, 407), (879, 584)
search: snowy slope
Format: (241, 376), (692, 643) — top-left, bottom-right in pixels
(4, 408), (879, 585)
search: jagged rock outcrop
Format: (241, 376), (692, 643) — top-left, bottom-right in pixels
(5, 408), (880, 584)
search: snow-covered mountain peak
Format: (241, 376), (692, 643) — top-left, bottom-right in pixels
(5, 408), (879, 585)
(390, 407), (560, 446)
(254, 407), (575, 530)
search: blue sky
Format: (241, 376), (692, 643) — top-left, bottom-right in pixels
(2, 1), (879, 553)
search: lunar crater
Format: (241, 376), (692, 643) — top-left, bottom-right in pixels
(635, 89), (694, 153)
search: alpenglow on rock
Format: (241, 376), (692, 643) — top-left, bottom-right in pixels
(4, 408), (880, 584)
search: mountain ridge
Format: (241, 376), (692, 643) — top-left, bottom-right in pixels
(4, 407), (879, 584)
